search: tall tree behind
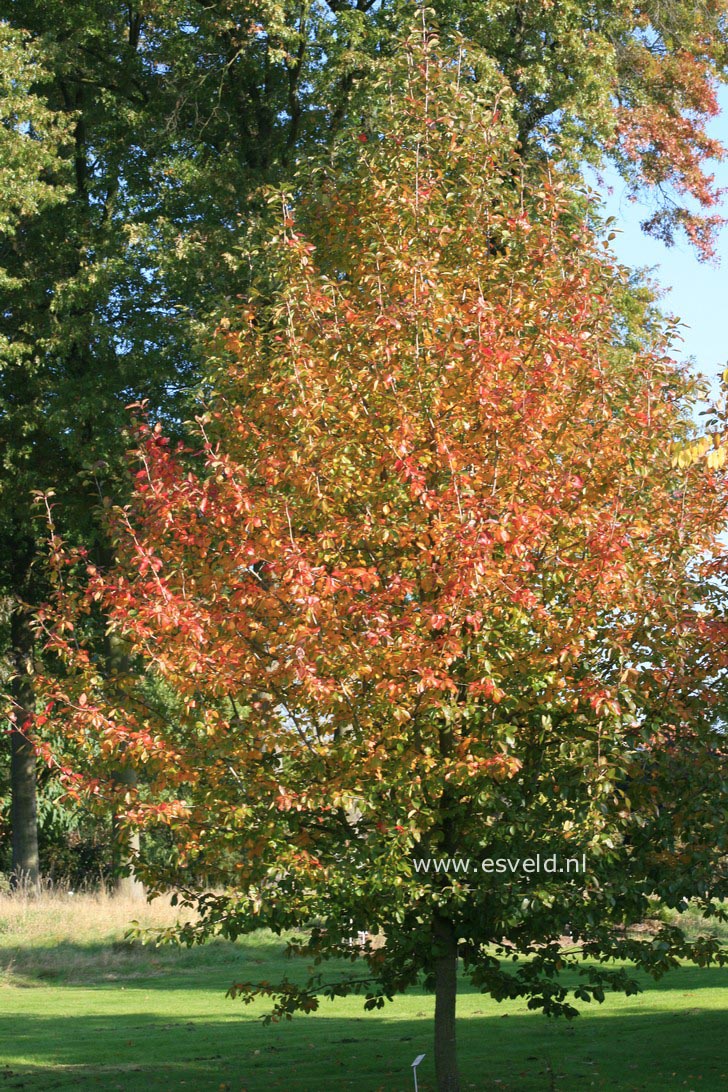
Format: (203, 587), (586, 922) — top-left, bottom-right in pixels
(0, 23), (71, 885)
(2, 0), (727, 881)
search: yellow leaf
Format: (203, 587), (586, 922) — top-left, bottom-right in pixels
(706, 446), (726, 469)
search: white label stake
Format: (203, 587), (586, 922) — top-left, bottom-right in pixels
(411, 1053), (426, 1092)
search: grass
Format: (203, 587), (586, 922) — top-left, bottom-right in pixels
(0, 888), (726, 1090)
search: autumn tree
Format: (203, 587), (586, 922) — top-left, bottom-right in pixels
(39, 29), (728, 1089)
(3, 0), (728, 885)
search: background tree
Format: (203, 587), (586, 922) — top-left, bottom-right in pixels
(0, 22), (71, 885)
(41, 32), (727, 1091)
(3, 0), (728, 884)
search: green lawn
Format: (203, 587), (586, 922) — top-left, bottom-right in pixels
(0, 892), (726, 1090)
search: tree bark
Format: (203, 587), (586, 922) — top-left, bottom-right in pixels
(433, 911), (460, 1092)
(111, 757), (145, 899)
(111, 788), (145, 901)
(105, 632), (145, 900)
(9, 605), (40, 890)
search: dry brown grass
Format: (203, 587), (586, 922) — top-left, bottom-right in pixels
(0, 882), (189, 945)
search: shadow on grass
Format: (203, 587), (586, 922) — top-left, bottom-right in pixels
(0, 1001), (726, 1091)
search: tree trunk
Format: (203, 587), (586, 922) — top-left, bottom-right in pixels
(105, 632), (145, 900)
(433, 911), (460, 1092)
(111, 760), (145, 900)
(9, 606), (40, 890)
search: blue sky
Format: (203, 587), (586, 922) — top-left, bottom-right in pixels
(600, 90), (728, 389)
